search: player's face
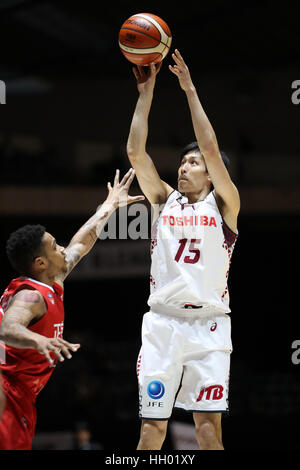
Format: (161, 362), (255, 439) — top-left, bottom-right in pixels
(178, 151), (210, 193)
(40, 232), (67, 275)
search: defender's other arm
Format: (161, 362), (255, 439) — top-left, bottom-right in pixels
(0, 289), (80, 365)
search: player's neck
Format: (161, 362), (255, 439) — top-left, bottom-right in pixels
(184, 186), (211, 204)
(27, 271), (56, 288)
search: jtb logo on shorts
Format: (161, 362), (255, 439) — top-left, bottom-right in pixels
(196, 385), (224, 402)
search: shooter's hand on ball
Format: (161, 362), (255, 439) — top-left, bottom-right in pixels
(132, 62), (162, 95)
(169, 49), (194, 92)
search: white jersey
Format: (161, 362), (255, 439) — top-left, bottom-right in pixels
(148, 190), (238, 315)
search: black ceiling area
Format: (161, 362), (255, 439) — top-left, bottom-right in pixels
(0, 0), (297, 83)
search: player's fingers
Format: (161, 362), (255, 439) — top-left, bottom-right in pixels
(58, 345), (72, 359)
(62, 344), (78, 359)
(149, 63), (156, 75)
(172, 51), (182, 66)
(124, 168), (136, 188)
(156, 61), (163, 74)
(168, 65), (180, 76)
(48, 344), (65, 362)
(113, 169), (120, 186)
(47, 340), (68, 361)
(119, 168), (134, 187)
(174, 49), (185, 61)
(56, 338), (81, 352)
(127, 195), (145, 204)
(52, 339), (73, 359)
(137, 65), (144, 78)
(42, 348), (54, 366)
(132, 66), (139, 80)
(118, 169), (131, 186)
(107, 182), (112, 191)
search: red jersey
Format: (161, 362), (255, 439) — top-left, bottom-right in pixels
(0, 277), (65, 401)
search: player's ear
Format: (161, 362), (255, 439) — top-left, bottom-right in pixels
(33, 256), (47, 272)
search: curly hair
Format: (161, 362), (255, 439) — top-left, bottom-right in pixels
(6, 224), (46, 275)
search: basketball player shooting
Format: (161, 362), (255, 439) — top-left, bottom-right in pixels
(127, 50), (240, 450)
(0, 168), (143, 450)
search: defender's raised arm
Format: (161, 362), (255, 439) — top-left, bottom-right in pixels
(56, 168), (144, 283)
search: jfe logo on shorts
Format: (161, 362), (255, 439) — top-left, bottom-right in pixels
(145, 380), (166, 409)
(147, 380), (165, 399)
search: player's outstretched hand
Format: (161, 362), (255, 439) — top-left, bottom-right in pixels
(106, 168), (145, 208)
(169, 49), (193, 92)
(35, 336), (81, 367)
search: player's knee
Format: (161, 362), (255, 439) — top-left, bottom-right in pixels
(141, 419), (168, 440)
(195, 419), (218, 446)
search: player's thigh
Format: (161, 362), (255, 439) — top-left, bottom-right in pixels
(138, 311), (184, 419)
(176, 349), (230, 412)
(0, 398), (32, 450)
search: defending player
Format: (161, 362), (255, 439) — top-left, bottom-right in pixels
(0, 168), (143, 450)
(127, 50), (240, 450)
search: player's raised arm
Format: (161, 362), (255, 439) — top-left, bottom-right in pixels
(169, 50), (240, 221)
(127, 63), (173, 205)
(56, 168), (144, 283)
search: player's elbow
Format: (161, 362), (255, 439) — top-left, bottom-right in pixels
(0, 319), (17, 342)
(126, 144), (146, 163)
(126, 143), (137, 160)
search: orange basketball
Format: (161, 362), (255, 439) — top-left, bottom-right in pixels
(119, 13), (172, 65)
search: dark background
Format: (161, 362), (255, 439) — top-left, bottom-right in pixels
(0, 0), (299, 451)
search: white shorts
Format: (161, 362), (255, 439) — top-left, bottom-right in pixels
(137, 310), (232, 420)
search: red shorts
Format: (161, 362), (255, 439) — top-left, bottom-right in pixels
(0, 373), (37, 450)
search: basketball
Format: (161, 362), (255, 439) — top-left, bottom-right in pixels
(119, 13), (172, 66)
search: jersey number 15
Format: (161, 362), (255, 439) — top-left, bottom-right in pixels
(174, 238), (201, 264)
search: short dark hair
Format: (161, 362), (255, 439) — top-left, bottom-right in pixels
(6, 224), (46, 275)
(180, 141), (230, 171)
